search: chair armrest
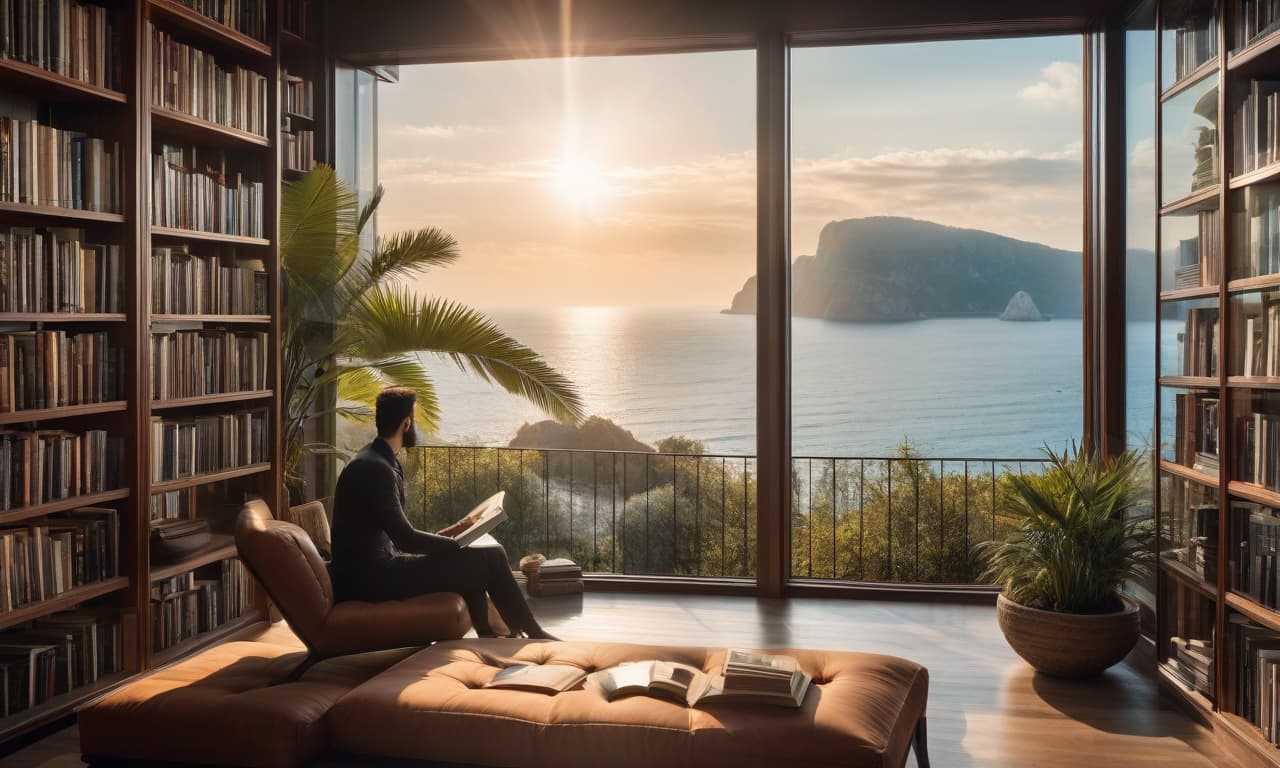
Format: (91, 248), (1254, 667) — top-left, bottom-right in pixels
(316, 593), (470, 657)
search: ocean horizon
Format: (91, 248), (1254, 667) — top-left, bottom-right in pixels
(416, 307), (1165, 459)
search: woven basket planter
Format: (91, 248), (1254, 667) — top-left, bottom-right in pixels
(996, 594), (1140, 678)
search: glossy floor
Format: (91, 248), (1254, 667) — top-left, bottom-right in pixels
(5, 593), (1227, 767)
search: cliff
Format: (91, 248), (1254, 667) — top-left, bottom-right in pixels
(724, 217), (1159, 321)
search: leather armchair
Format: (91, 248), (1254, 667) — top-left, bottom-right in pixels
(234, 500), (470, 679)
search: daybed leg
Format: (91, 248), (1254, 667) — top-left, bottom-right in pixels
(911, 716), (930, 768)
(273, 652), (323, 685)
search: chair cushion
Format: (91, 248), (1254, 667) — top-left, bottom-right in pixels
(79, 641), (418, 768)
(327, 639), (929, 768)
(317, 593), (471, 657)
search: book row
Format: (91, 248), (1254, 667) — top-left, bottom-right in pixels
(1172, 16), (1218, 83)
(1172, 209), (1221, 288)
(0, 611), (120, 717)
(149, 23), (269, 137)
(0, 507), (118, 611)
(0, 0), (118, 89)
(0, 428), (120, 510)
(151, 245), (267, 316)
(1238, 504), (1280, 607)
(150, 145), (264, 238)
(1167, 637), (1214, 699)
(1235, 188), (1280, 280)
(0, 330), (123, 413)
(1235, 80), (1280, 176)
(1228, 615), (1280, 744)
(1237, 0), (1280, 51)
(283, 72), (312, 118)
(1241, 410), (1280, 491)
(282, 127), (313, 173)
(1181, 307), (1218, 378)
(0, 226), (121, 314)
(151, 558), (249, 652)
(171, 0), (267, 43)
(149, 489), (189, 522)
(150, 330), (268, 401)
(149, 408), (268, 482)
(281, 0), (309, 38)
(0, 116), (120, 213)
(1174, 392), (1219, 478)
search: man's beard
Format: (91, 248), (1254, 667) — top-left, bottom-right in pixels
(403, 422), (419, 448)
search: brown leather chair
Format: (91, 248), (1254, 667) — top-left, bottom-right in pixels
(234, 499), (471, 680)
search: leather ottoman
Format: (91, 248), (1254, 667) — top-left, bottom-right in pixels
(326, 639), (930, 768)
(79, 641), (419, 768)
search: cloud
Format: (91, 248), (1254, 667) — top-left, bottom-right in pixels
(385, 123), (494, 140)
(1018, 61), (1082, 110)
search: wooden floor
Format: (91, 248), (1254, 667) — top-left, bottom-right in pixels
(3, 593), (1230, 768)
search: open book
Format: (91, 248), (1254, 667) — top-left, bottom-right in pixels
(483, 662), (586, 694)
(449, 491), (508, 547)
(588, 650), (811, 708)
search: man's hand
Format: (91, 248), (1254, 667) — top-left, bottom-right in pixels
(436, 520), (474, 538)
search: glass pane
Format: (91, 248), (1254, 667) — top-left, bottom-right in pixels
(1161, 208), (1221, 290)
(1159, 472), (1217, 577)
(1161, 74), (1220, 205)
(1160, 385), (1220, 473)
(1160, 0), (1219, 91)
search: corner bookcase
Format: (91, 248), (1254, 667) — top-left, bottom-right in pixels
(0, 0), (320, 742)
(1155, 1), (1280, 765)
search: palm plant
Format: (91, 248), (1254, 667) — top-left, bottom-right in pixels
(979, 444), (1153, 614)
(280, 164), (585, 495)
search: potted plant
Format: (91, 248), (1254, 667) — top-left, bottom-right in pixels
(279, 165), (584, 503)
(980, 445), (1153, 678)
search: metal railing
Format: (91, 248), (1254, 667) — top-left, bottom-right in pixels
(403, 447), (1045, 585)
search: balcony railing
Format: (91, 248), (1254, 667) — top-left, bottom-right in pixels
(402, 447), (1046, 585)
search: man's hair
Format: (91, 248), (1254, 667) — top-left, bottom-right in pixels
(375, 387), (417, 438)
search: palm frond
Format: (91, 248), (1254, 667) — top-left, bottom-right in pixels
(365, 227), (461, 286)
(347, 287), (584, 425)
(280, 164), (360, 290)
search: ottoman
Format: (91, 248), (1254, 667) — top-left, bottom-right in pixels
(79, 641), (420, 768)
(326, 639), (930, 768)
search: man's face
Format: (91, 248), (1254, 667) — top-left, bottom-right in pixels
(402, 417), (419, 448)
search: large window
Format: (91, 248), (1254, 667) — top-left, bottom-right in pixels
(375, 52), (757, 577)
(787, 38), (1085, 582)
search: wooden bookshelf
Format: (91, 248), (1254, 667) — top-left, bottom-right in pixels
(0, 489), (131, 526)
(1227, 376), (1280, 390)
(0, 401), (129, 426)
(0, 578), (129, 633)
(1229, 26), (1280, 74)
(151, 390), (274, 410)
(1160, 460), (1220, 489)
(0, 0), (291, 739)
(1228, 480), (1280, 508)
(1228, 274), (1280, 293)
(0, 671), (130, 743)
(0, 57), (128, 103)
(151, 225), (271, 247)
(1159, 556), (1217, 599)
(1160, 58), (1219, 102)
(1161, 285), (1220, 301)
(1230, 161), (1280, 189)
(1159, 375), (1219, 389)
(150, 536), (236, 581)
(1160, 185), (1221, 216)
(1227, 592), (1280, 633)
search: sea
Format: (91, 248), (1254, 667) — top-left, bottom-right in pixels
(420, 307), (1174, 459)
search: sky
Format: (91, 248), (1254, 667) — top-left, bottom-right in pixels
(376, 36), (1086, 308)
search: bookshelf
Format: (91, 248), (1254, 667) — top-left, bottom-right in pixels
(0, 0), (311, 740)
(1152, 1), (1280, 764)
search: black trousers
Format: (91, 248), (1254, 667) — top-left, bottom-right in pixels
(342, 544), (535, 636)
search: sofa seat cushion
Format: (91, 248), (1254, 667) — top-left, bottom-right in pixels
(327, 639), (928, 768)
(79, 641), (417, 768)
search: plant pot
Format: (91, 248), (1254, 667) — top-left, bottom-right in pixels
(996, 594), (1140, 679)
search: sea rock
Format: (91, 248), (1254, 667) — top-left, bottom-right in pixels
(999, 290), (1046, 321)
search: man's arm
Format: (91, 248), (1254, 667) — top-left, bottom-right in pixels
(365, 462), (459, 556)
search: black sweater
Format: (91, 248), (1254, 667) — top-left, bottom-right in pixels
(330, 438), (457, 595)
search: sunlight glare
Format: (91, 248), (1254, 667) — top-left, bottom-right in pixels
(552, 150), (610, 208)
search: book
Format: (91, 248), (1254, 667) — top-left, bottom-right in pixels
(483, 663), (587, 694)
(590, 660), (707, 704)
(450, 491), (508, 548)
(171, 0), (268, 42)
(150, 144), (264, 237)
(150, 330), (268, 400)
(0, 116), (120, 212)
(150, 245), (267, 316)
(150, 409), (269, 481)
(588, 650), (812, 709)
(0, 0), (118, 89)
(149, 23), (269, 136)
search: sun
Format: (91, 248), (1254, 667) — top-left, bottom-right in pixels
(551, 151), (610, 209)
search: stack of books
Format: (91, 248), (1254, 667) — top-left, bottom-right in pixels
(148, 23), (269, 136)
(0, 611), (121, 715)
(0, 428), (122, 508)
(0, 116), (120, 212)
(1168, 637), (1214, 697)
(0, 0), (119, 88)
(528, 558), (583, 596)
(150, 245), (267, 316)
(150, 144), (264, 237)
(172, 0), (268, 42)
(0, 227), (122, 313)
(150, 558), (249, 651)
(149, 330), (268, 400)
(0, 507), (119, 609)
(0, 330), (124, 412)
(149, 408), (269, 481)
